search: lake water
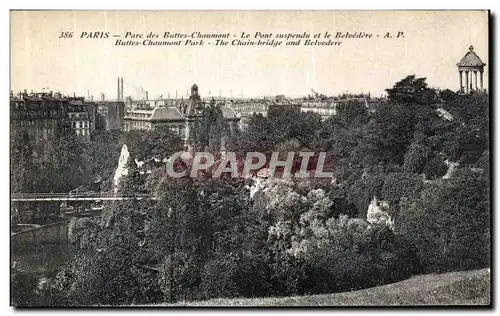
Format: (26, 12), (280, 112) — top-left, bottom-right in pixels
(11, 244), (76, 276)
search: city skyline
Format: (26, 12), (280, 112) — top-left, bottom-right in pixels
(11, 11), (488, 99)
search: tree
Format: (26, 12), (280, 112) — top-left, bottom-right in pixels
(45, 228), (161, 306)
(440, 93), (489, 164)
(321, 100), (368, 163)
(89, 130), (123, 191)
(346, 166), (389, 218)
(268, 104), (322, 148)
(18, 122), (92, 193)
(51, 123), (91, 191)
(381, 171), (423, 217)
(357, 103), (417, 166)
(385, 75), (438, 105)
(124, 126), (183, 162)
(233, 113), (273, 154)
(10, 131), (34, 192)
(402, 128), (432, 173)
(192, 99), (230, 152)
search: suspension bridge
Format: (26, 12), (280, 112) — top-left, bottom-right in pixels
(11, 192), (157, 202)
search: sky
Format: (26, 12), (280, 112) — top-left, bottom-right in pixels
(10, 10), (489, 99)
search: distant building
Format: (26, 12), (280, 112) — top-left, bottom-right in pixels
(10, 91), (95, 139)
(67, 99), (93, 136)
(123, 84), (241, 145)
(96, 101), (126, 131)
(227, 93), (380, 122)
(267, 102), (302, 117)
(228, 100), (269, 118)
(300, 100), (337, 119)
(124, 107), (186, 133)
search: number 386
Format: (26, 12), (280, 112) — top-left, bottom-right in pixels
(59, 32), (74, 38)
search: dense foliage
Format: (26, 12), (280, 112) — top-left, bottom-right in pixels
(11, 75), (490, 306)
(11, 123), (91, 193)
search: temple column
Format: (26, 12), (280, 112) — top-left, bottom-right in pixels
(480, 71), (484, 90)
(465, 71), (469, 93)
(474, 71), (478, 91)
(471, 72), (474, 92)
(459, 71), (463, 92)
(469, 71), (472, 92)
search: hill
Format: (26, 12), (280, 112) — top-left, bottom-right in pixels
(169, 268), (490, 306)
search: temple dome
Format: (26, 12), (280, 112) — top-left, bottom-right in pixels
(457, 46), (486, 67)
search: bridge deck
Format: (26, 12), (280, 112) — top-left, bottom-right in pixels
(11, 193), (156, 202)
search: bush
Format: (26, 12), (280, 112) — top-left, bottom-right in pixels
(423, 156), (448, 179)
(200, 253), (240, 299)
(160, 252), (201, 303)
(43, 229), (163, 306)
(298, 223), (418, 294)
(397, 168), (490, 272)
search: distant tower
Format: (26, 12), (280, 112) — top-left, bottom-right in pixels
(457, 45), (486, 94)
(117, 77), (124, 101)
(191, 83), (199, 96)
(183, 83), (202, 149)
(120, 78), (124, 100)
(186, 83), (201, 113)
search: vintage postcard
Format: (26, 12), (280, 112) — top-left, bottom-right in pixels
(10, 10), (490, 307)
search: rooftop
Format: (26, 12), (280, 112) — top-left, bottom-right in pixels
(220, 106), (241, 120)
(150, 107), (185, 121)
(457, 46), (486, 67)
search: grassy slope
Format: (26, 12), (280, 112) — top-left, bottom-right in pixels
(170, 268), (490, 306)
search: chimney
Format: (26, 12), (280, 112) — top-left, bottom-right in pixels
(120, 77), (124, 101)
(145, 91), (148, 100)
